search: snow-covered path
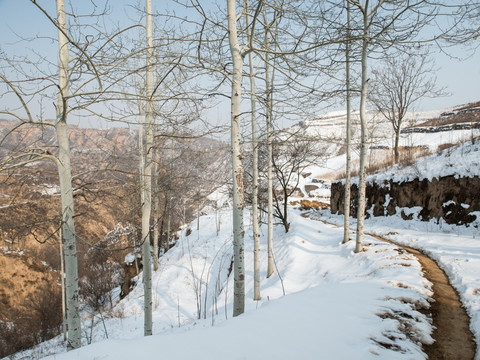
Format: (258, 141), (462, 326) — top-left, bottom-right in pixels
(316, 208), (480, 360)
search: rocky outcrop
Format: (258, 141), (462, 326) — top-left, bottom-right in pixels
(330, 175), (480, 225)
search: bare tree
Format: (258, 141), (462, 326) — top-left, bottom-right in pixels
(140, 0), (154, 337)
(346, 0), (442, 253)
(40, 0), (83, 348)
(369, 53), (444, 163)
(245, 0), (261, 301)
(271, 134), (319, 233)
(0, 0), (146, 348)
(263, 4), (276, 279)
(343, 0), (353, 244)
(436, 1), (480, 48)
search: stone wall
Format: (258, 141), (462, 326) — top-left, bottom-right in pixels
(330, 175), (480, 225)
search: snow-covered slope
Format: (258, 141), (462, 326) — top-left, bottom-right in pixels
(317, 207), (480, 360)
(32, 210), (435, 360)
(290, 105), (479, 159)
(292, 104), (480, 189)
(8, 102), (480, 360)
(290, 107), (448, 145)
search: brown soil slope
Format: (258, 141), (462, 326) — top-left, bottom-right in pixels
(0, 248), (60, 321)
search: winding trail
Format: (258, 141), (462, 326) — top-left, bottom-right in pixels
(368, 233), (476, 360)
(301, 208), (476, 359)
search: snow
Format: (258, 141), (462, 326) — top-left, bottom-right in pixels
(7, 106), (480, 360)
(316, 208), (480, 360)
(18, 208), (436, 360)
(292, 106), (480, 182)
(206, 185), (230, 208)
(37, 184), (60, 196)
(124, 253), (136, 265)
(0, 246), (24, 255)
(364, 140), (480, 184)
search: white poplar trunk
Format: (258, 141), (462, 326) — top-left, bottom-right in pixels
(153, 146), (159, 271)
(343, 0), (352, 244)
(264, 27), (274, 278)
(59, 221), (67, 341)
(55, 0), (81, 350)
(142, 0), (153, 335)
(166, 138), (173, 250)
(246, 0), (261, 301)
(167, 197), (171, 248)
(227, 0), (245, 317)
(355, 4), (369, 253)
(249, 53), (261, 301)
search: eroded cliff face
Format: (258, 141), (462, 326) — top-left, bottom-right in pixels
(331, 176), (480, 225)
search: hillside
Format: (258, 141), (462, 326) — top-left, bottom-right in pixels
(0, 120), (229, 357)
(6, 102), (480, 360)
(15, 160), (480, 359)
(16, 209), (438, 360)
(0, 248), (61, 354)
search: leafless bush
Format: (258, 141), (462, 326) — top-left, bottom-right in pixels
(80, 260), (123, 310)
(437, 143), (456, 152)
(0, 283), (63, 358)
(396, 146), (431, 168)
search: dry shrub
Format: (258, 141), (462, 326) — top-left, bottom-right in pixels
(437, 143), (456, 152)
(0, 282), (63, 358)
(28, 282), (63, 341)
(80, 247), (124, 311)
(396, 146), (431, 168)
(333, 146), (432, 181)
(80, 261), (123, 310)
(291, 199), (330, 210)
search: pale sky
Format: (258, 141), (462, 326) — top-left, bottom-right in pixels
(0, 0), (479, 129)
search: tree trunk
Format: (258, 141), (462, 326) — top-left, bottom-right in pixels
(58, 218), (67, 341)
(394, 127), (400, 164)
(355, 3), (369, 254)
(167, 197), (171, 246)
(160, 202), (166, 253)
(246, 0), (260, 301)
(283, 187), (289, 233)
(142, 0), (153, 335)
(227, 0), (245, 317)
(264, 23), (274, 278)
(343, 0), (352, 244)
(55, 0), (81, 350)
(248, 40), (261, 301)
(153, 146), (159, 271)
(166, 138), (174, 250)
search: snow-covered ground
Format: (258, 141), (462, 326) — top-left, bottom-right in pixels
(25, 199), (480, 360)
(7, 106), (480, 360)
(315, 208), (480, 359)
(19, 209), (436, 360)
(11, 201), (480, 360)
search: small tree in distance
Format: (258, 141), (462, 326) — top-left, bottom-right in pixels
(271, 134), (320, 233)
(369, 52), (445, 164)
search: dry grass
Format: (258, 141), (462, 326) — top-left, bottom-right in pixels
(333, 146), (432, 181)
(437, 143), (456, 152)
(290, 199), (330, 210)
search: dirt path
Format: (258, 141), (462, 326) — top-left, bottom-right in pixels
(300, 210), (476, 359)
(368, 233), (476, 360)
